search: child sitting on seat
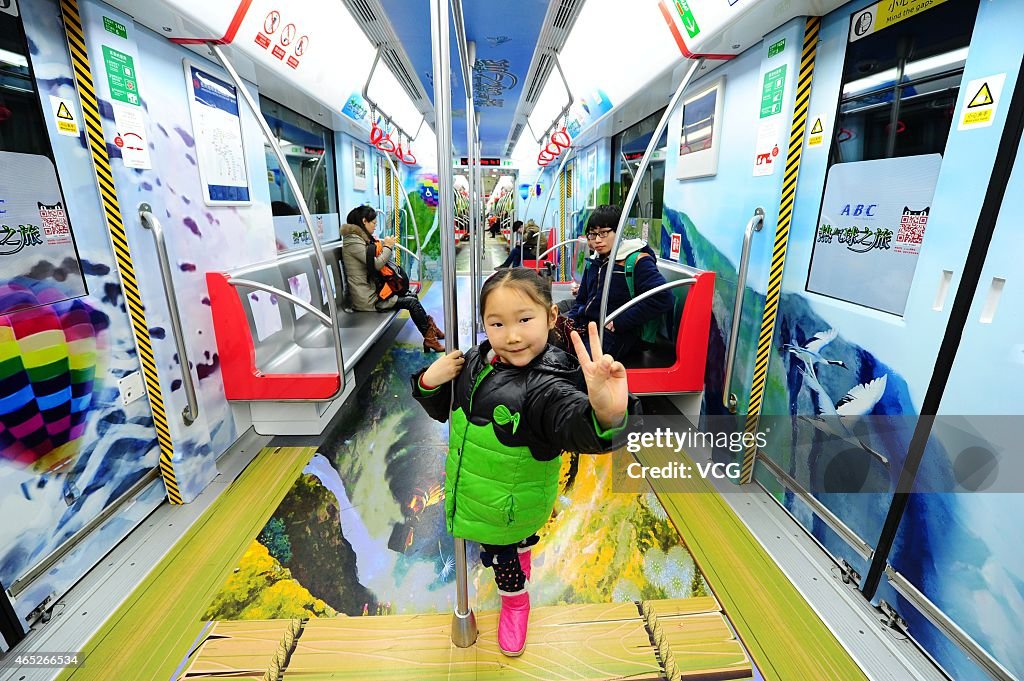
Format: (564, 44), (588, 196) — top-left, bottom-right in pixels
(411, 268), (628, 657)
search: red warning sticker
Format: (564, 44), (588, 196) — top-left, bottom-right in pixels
(255, 33), (270, 49)
(287, 56), (300, 69)
(271, 45), (286, 60)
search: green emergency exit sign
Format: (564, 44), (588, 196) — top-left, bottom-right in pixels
(768, 38), (786, 58)
(103, 16), (127, 39)
(673, 0), (700, 38)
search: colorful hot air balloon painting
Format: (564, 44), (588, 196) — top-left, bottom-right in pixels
(0, 279), (104, 499)
(418, 173), (439, 207)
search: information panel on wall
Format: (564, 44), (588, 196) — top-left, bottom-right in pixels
(0, 152), (86, 314)
(184, 62), (252, 205)
(806, 154), (942, 316)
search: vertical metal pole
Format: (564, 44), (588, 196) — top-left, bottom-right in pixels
(210, 44), (345, 392)
(474, 112), (484, 302)
(431, 0), (477, 648)
(598, 58), (702, 346)
(466, 40), (480, 340)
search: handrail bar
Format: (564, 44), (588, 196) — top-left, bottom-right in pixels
(382, 151), (423, 266)
(392, 242), (421, 262)
(361, 46), (421, 143)
(605, 278), (697, 325)
(227, 278), (332, 327)
(139, 204), (198, 426)
(722, 208), (765, 412)
(529, 50), (575, 143)
(528, 236), (585, 270)
(212, 44), (344, 402)
(599, 58), (702, 346)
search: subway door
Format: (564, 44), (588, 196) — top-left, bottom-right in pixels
(0, 0), (171, 626)
(868, 103), (1024, 680)
(753, 0), (1018, 589)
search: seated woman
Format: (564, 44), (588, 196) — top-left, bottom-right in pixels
(341, 205), (445, 352)
(521, 219), (546, 261)
(495, 220), (524, 269)
(561, 205), (673, 359)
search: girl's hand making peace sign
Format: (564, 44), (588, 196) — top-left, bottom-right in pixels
(570, 322), (628, 430)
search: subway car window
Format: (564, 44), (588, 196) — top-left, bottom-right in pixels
(259, 97), (338, 221)
(831, 0), (981, 165)
(611, 107), (667, 229)
(0, 8), (86, 314)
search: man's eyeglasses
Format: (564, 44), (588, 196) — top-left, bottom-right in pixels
(585, 229), (614, 240)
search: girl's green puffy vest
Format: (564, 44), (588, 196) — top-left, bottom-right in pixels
(445, 406), (562, 546)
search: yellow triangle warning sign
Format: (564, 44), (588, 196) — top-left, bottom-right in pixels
(968, 83), (994, 108)
(56, 101), (74, 120)
(810, 118), (823, 134)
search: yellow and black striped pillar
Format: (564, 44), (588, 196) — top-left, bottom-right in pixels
(59, 0), (183, 503)
(558, 169), (567, 279)
(384, 164), (400, 266)
(392, 165), (401, 266)
(741, 17), (822, 484)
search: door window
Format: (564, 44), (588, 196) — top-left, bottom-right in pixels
(807, 0), (982, 316)
(1, 8), (87, 315)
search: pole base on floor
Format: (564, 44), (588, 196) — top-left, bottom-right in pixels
(451, 607), (478, 647)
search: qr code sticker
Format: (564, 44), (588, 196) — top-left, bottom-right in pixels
(897, 208), (929, 245)
(38, 201), (72, 245)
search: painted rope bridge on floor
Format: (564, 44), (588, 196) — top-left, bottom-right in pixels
(175, 598), (753, 680)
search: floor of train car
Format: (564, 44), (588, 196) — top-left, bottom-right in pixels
(177, 257), (758, 680)
(455, 230), (514, 272)
(52, 235), (865, 681)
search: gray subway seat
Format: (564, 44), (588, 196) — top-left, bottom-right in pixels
(228, 241), (402, 379)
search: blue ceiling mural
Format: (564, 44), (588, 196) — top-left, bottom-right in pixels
(377, 0), (551, 158)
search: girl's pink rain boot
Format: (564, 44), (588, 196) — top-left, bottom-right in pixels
(497, 589), (530, 657)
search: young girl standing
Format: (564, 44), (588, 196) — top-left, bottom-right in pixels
(411, 268), (628, 657)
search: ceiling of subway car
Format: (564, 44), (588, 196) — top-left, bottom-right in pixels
(377, 0), (555, 158)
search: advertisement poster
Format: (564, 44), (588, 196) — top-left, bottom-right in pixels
(0, 151), (86, 313)
(273, 213), (341, 252)
(184, 62), (252, 205)
(352, 144), (368, 191)
(806, 154), (942, 315)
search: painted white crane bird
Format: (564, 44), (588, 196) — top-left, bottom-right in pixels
(798, 366), (890, 467)
(783, 328), (847, 381)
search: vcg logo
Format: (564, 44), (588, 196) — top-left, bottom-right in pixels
(840, 203), (878, 217)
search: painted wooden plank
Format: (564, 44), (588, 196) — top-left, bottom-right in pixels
(272, 602), (666, 680)
(58, 447), (318, 681)
(643, 597), (721, 618)
(638, 447), (867, 681)
(657, 612), (735, 645)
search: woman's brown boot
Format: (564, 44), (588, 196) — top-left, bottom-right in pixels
(426, 315), (445, 340)
(422, 325), (444, 353)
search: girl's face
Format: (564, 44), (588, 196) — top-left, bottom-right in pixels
(363, 215), (378, 234)
(482, 286), (558, 367)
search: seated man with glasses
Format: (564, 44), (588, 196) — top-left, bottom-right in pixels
(559, 205), (673, 358)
